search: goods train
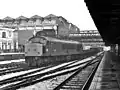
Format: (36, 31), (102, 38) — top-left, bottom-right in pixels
(25, 31), (100, 67)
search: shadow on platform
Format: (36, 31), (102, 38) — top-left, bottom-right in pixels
(89, 51), (120, 90)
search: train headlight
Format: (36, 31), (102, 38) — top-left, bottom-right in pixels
(46, 48), (48, 52)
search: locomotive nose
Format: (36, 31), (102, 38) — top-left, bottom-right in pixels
(25, 43), (43, 56)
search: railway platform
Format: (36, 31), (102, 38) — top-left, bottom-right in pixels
(0, 52), (24, 55)
(89, 51), (120, 90)
(0, 52), (24, 61)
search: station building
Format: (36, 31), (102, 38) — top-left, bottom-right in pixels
(0, 27), (18, 51)
(0, 14), (80, 35)
(0, 14), (80, 52)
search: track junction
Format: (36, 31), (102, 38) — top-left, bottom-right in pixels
(0, 52), (103, 90)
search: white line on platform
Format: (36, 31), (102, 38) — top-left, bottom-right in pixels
(0, 53), (24, 55)
(0, 59), (25, 65)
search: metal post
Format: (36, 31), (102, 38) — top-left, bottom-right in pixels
(111, 44), (116, 53)
(118, 45), (120, 57)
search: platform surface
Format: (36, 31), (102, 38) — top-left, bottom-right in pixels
(89, 51), (120, 90)
(0, 53), (24, 55)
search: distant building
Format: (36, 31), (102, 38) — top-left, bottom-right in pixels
(0, 14), (80, 36)
(0, 14), (81, 52)
(69, 30), (105, 47)
(0, 27), (17, 51)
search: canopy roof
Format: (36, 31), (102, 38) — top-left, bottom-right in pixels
(44, 14), (57, 18)
(16, 16), (28, 20)
(3, 16), (14, 20)
(84, 0), (120, 45)
(30, 15), (42, 19)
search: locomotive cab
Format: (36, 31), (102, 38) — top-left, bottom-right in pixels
(25, 36), (47, 56)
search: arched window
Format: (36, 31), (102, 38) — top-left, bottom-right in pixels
(2, 32), (6, 38)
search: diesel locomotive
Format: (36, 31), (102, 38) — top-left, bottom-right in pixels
(25, 35), (85, 67)
(25, 30), (100, 67)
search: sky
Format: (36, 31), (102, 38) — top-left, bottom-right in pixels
(0, 0), (97, 30)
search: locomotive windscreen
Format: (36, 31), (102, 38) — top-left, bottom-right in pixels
(36, 29), (56, 37)
(29, 37), (47, 45)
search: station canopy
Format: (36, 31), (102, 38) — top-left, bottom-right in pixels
(84, 0), (120, 45)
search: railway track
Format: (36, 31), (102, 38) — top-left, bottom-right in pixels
(0, 53), (103, 90)
(54, 56), (101, 90)
(0, 52), (102, 76)
(0, 62), (33, 76)
(0, 67), (35, 76)
(0, 55), (87, 75)
(0, 59), (83, 86)
(0, 58), (81, 77)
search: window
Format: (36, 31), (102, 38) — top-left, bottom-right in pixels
(2, 32), (6, 38)
(2, 42), (7, 49)
(8, 43), (11, 49)
(9, 31), (12, 37)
